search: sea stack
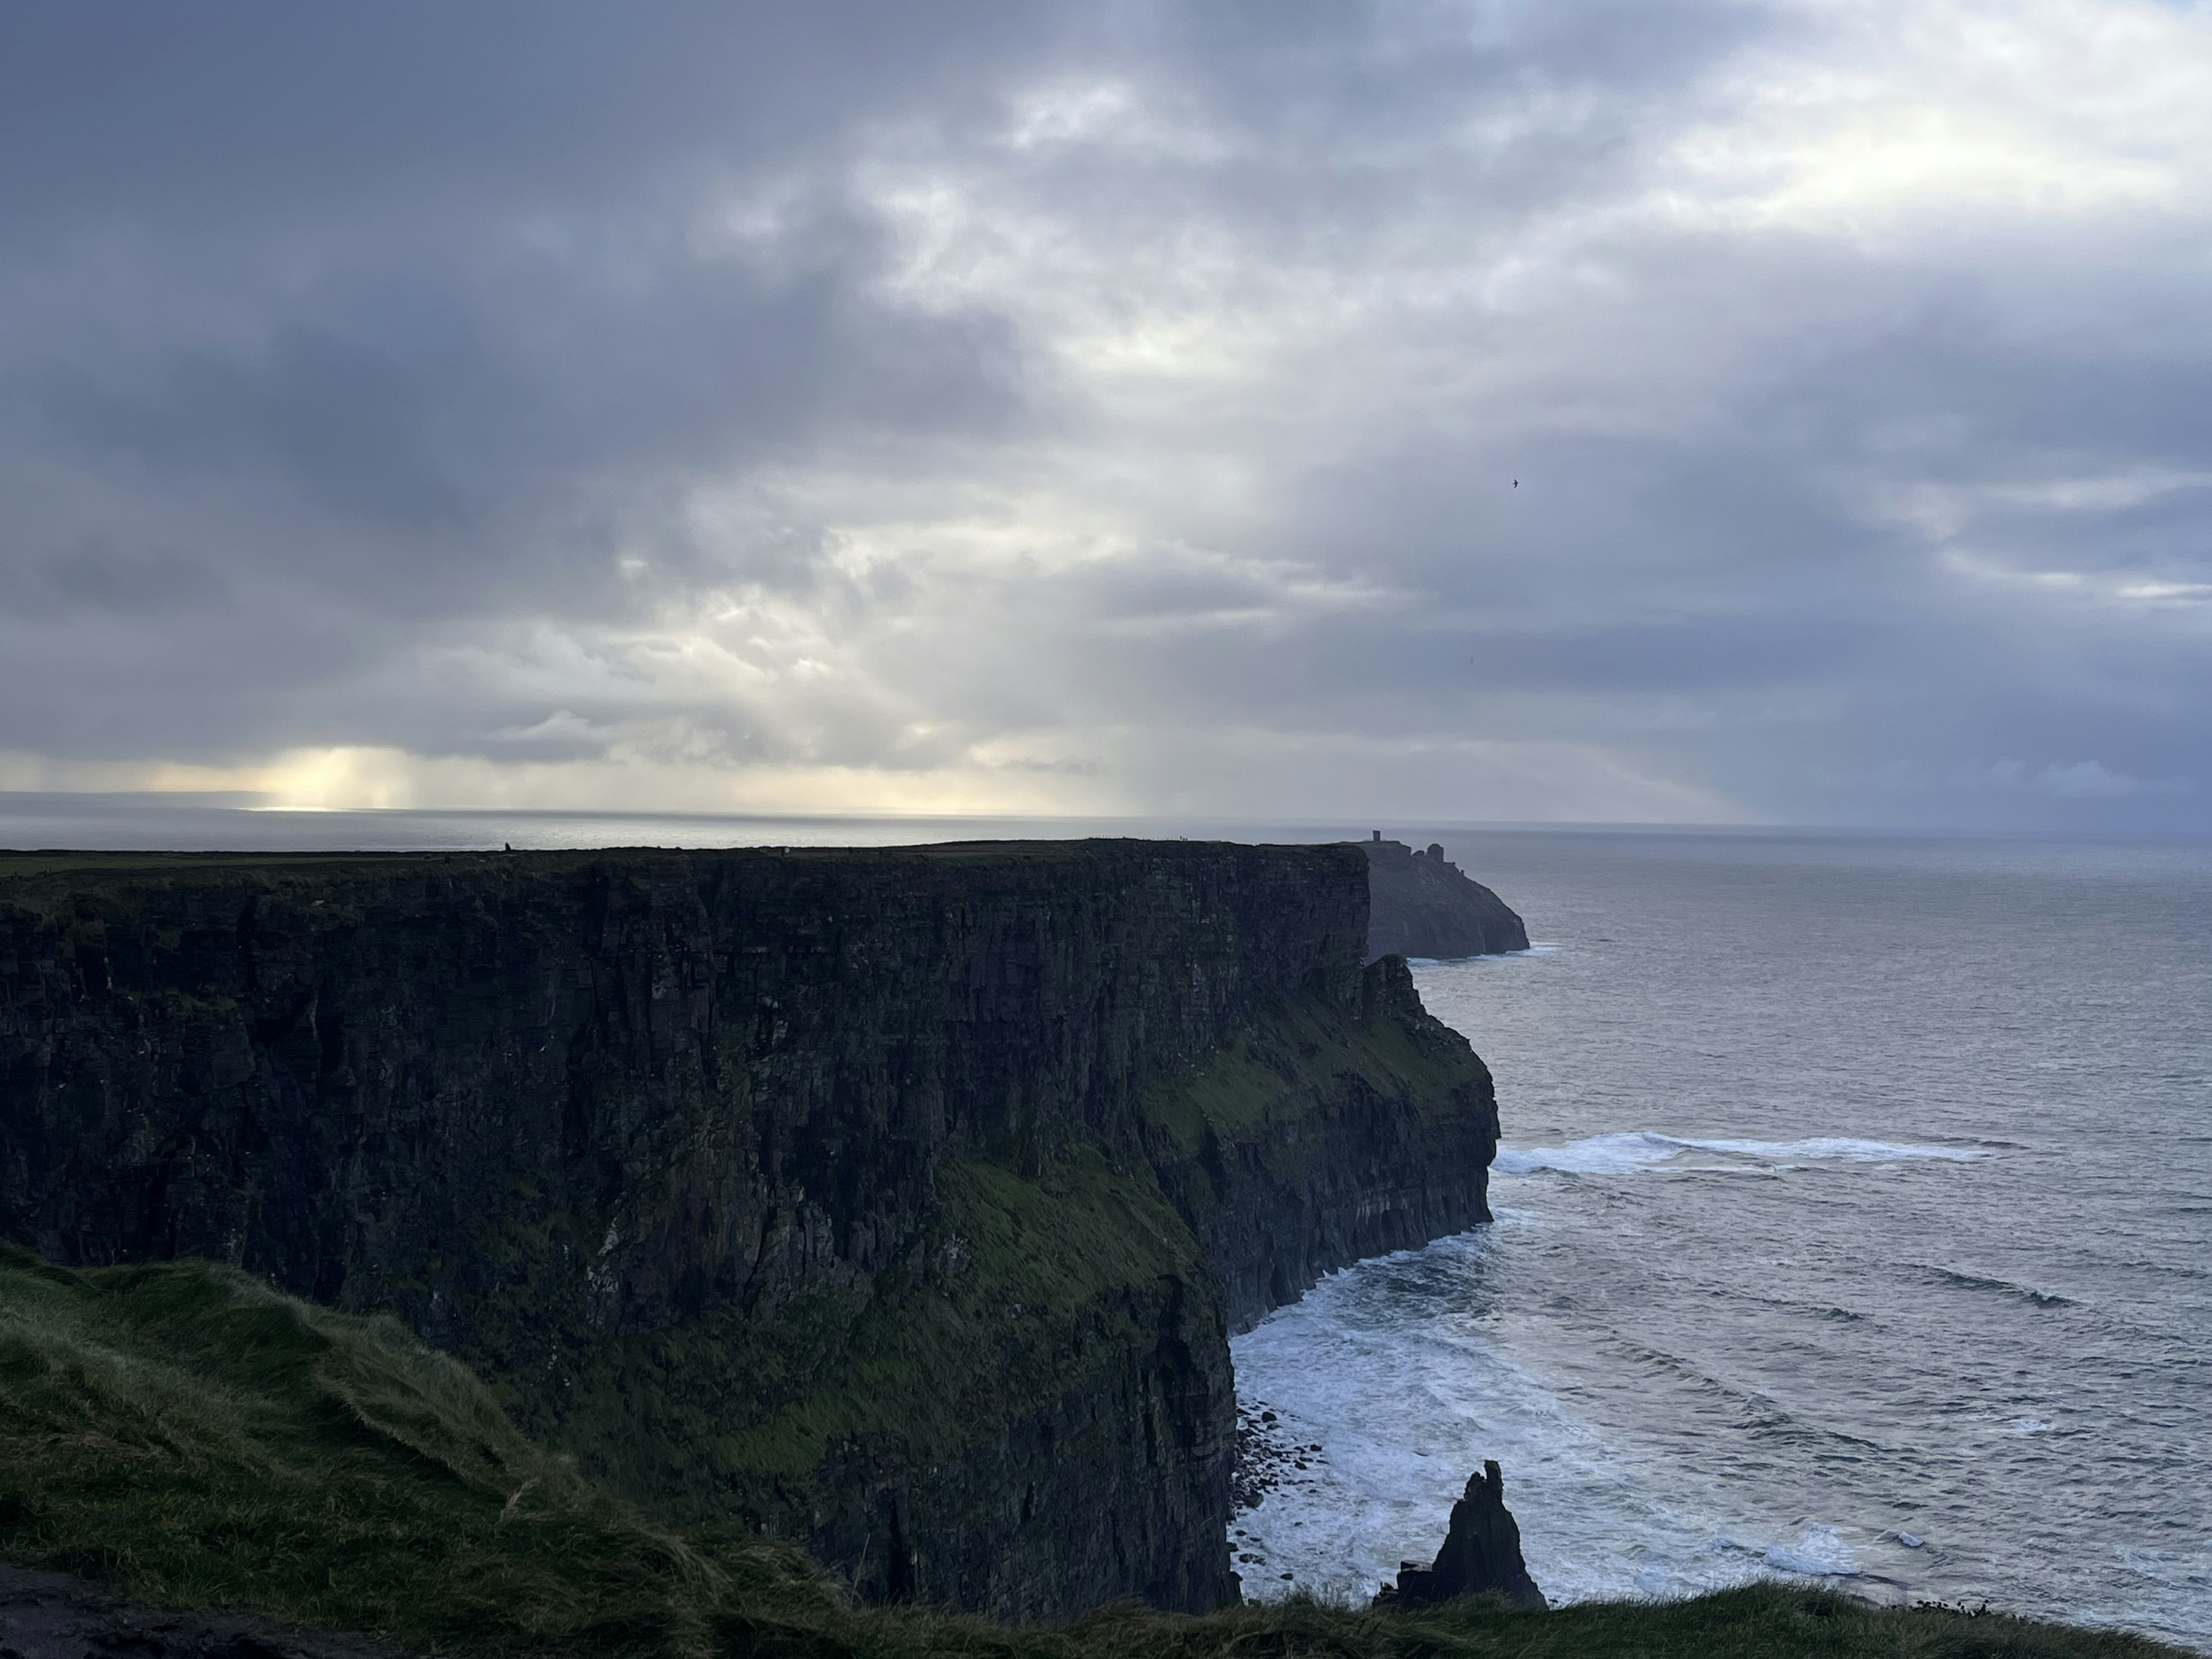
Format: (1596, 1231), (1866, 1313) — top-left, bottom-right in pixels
(1381, 1461), (1547, 1610)
(1363, 834), (1529, 961)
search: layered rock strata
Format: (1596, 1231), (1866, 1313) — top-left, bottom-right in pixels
(0, 842), (1499, 1618)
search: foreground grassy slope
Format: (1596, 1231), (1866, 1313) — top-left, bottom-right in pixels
(0, 1243), (831, 1656)
(0, 1246), (2191, 1659)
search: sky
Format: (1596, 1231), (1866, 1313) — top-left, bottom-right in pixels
(2, 1), (2207, 831)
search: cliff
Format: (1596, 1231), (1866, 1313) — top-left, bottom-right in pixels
(1363, 836), (1529, 960)
(0, 841), (1498, 1619)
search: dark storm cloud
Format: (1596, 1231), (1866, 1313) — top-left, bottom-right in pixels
(39, 325), (481, 531)
(0, 4), (1041, 225)
(0, 0), (2205, 824)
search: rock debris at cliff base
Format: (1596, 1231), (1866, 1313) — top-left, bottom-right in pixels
(1229, 1398), (1336, 1584)
(1232, 1398), (1330, 1514)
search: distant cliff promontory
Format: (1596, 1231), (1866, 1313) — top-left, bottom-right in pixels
(1363, 835), (1529, 960)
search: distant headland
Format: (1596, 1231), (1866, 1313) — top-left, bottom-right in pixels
(1363, 833), (1531, 960)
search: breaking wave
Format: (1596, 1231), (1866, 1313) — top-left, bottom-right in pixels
(1493, 1132), (1988, 1177)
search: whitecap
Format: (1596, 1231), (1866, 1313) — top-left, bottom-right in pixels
(1493, 1131), (1987, 1177)
(1494, 1132), (1688, 1176)
(1683, 1135), (1986, 1164)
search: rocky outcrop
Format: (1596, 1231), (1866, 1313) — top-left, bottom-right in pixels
(1363, 836), (1528, 961)
(0, 842), (1498, 1619)
(0, 1562), (408, 1659)
(1381, 1462), (1546, 1611)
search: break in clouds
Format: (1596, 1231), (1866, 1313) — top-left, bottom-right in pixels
(2, 1), (2207, 828)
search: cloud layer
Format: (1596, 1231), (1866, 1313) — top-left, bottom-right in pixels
(3, 0), (2207, 827)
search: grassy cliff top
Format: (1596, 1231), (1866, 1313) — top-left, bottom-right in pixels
(0, 849), (434, 881)
(0, 1245), (2189, 1659)
(0, 838), (1358, 875)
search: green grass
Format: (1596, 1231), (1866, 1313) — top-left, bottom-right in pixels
(0, 839), (1334, 884)
(1, 1243), (2192, 1659)
(0, 850), (438, 881)
(824, 1585), (2193, 1659)
(858, 1592), (2194, 1659)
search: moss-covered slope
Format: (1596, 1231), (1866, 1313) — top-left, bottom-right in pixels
(0, 1244), (823, 1657)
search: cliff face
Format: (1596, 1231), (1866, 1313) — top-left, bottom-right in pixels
(0, 842), (1497, 1618)
(1144, 956), (1495, 1334)
(1363, 837), (1529, 960)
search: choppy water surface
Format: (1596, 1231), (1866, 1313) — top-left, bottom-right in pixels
(1232, 831), (2212, 1648)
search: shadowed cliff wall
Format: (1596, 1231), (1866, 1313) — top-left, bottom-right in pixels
(0, 842), (1497, 1618)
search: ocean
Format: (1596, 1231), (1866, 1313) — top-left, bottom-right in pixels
(1230, 829), (2212, 1649)
(5, 799), (2205, 1642)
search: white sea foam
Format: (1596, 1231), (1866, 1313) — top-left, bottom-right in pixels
(1493, 1132), (1987, 1177)
(1406, 945), (1561, 967)
(1759, 1527), (1862, 1578)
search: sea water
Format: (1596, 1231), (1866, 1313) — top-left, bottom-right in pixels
(1229, 830), (2212, 1649)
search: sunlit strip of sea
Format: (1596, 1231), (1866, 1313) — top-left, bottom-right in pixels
(1230, 830), (2212, 1651)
